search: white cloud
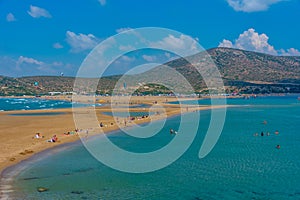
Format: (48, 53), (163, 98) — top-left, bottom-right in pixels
(142, 55), (157, 62)
(99, 0), (106, 6)
(120, 55), (135, 62)
(164, 52), (171, 58)
(6, 13), (16, 22)
(280, 48), (300, 56)
(52, 61), (64, 67)
(219, 28), (300, 56)
(119, 45), (134, 51)
(17, 56), (43, 67)
(218, 39), (233, 48)
(116, 27), (132, 33)
(28, 5), (52, 18)
(219, 28), (277, 55)
(150, 34), (199, 56)
(0, 55), (72, 77)
(66, 31), (100, 53)
(53, 42), (64, 49)
(227, 0), (284, 12)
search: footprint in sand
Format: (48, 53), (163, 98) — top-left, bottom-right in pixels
(24, 149), (34, 154)
(9, 157), (16, 161)
(19, 149), (34, 155)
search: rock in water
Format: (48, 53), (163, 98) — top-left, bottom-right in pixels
(37, 187), (48, 192)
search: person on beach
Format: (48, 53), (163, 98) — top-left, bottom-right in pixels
(100, 122), (104, 127)
(48, 135), (58, 143)
(34, 132), (43, 139)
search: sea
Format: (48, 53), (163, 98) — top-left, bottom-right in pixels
(1, 95), (300, 199)
(0, 98), (73, 111)
(0, 98), (101, 111)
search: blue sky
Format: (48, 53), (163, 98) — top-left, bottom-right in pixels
(0, 0), (300, 77)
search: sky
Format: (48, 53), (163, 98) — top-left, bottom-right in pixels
(0, 0), (300, 77)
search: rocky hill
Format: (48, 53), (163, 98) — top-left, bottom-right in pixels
(1, 48), (300, 96)
(166, 47), (300, 93)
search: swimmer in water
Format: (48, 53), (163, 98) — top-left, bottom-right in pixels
(170, 129), (177, 135)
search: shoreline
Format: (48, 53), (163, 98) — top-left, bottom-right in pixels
(1, 93), (299, 175)
(0, 96), (229, 174)
(0, 104), (228, 173)
(0, 103), (230, 199)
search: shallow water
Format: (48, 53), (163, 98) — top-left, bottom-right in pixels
(2, 96), (300, 199)
(9, 112), (66, 116)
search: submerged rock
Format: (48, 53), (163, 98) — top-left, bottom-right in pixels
(37, 187), (48, 192)
(71, 190), (84, 194)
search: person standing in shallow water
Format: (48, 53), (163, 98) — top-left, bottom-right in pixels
(170, 129), (174, 134)
(261, 131), (264, 136)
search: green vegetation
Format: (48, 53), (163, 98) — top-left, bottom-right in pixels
(1, 48), (300, 96)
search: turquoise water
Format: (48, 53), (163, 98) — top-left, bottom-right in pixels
(1, 96), (300, 199)
(170, 95), (299, 106)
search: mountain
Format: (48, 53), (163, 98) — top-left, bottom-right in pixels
(164, 47), (300, 94)
(1, 48), (300, 96)
(208, 47), (300, 83)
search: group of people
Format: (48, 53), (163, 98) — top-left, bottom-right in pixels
(253, 124), (281, 149)
(253, 129), (279, 137)
(33, 128), (83, 143)
(33, 132), (58, 143)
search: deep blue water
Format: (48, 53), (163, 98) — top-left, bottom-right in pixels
(0, 98), (72, 111)
(1, 96), (300, 199)
(0, 98), (101, 111)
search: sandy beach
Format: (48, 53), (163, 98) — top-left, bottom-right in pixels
(0, 96), (227, 174)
